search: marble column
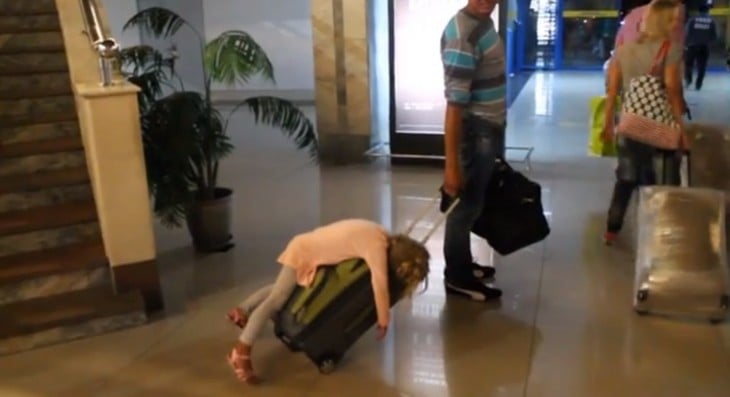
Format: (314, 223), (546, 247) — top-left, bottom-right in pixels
(311, 0), (372, 163)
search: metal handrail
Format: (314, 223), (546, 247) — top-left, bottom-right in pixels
(79, 0), (119, 86)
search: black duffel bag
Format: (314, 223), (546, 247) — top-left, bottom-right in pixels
(472, 159), (550, 256)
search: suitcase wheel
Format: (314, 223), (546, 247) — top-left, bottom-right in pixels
(634, 289), (649, 316)
(317, 353), (341, 375)
(710, 295), (730, 324)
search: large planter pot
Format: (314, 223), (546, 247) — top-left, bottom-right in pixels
(186, 187), (234, 253)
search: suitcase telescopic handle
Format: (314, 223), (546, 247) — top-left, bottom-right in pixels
(403, 192), (460, 244)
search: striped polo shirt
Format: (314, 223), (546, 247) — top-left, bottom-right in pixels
(441, 8), (506, 124)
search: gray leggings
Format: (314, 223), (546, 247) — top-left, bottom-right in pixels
(238, 266), (298, 345)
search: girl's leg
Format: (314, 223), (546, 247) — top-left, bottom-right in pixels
(605, 139), (658, 244)
(227, 284), (274, 329)
(240, 284), (274, 314)
(607, 181), (636, 234)
(228, 266), (299, 384)
(239, 266), (298, 344)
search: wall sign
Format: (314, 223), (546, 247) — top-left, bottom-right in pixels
(392, 0), (500, 135)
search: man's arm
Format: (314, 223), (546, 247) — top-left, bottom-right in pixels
(441, 38), (477, 196)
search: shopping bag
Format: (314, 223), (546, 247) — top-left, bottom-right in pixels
(588, 95), (618, 158)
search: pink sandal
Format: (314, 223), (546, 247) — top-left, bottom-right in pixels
(226, 308), (247, 329)
(603, 231), (617, 246)
(227, 348), (259, 384)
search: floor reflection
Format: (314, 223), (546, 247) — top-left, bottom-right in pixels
(1, 72), (729, 397)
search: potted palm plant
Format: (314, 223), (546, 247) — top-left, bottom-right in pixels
(120, 7), (318, 253)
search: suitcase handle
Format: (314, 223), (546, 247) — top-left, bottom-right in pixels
(403, 191), (460, 244)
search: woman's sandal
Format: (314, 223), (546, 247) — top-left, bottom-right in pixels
(227, 348), (259, 385)
(226, 308), (247, 329)
(603, 231), (617, 246)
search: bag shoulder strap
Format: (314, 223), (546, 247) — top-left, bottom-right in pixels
(649, 40), (670, 75)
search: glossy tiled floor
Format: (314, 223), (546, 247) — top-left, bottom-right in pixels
(2, 72), (730, 397)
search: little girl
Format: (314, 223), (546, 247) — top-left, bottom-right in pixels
(225, 218), (431, 384)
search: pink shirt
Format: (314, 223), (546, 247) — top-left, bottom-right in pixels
(277, 219), (391, 326)
(614, 4), (685, 47)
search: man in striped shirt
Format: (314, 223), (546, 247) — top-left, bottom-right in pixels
(440, 0), (505, 302)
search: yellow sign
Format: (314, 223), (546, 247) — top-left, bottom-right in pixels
(562, 10), (619, 18)
(710, 7), (730, 16)
(562, 7), (730, 18)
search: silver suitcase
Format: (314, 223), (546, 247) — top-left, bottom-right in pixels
(685, 122), (730, 252)
(633, 186), (730, 322)
(685, 123), (730, 195)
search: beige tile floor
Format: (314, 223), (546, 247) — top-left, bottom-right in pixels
(1, 72), (729, 397)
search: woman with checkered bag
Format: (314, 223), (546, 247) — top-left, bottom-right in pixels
(600, 0), (688, 245)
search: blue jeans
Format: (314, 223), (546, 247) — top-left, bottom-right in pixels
(443, 117), (505, 281)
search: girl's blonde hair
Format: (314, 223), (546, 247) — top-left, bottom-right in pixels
(387, 234), (430, 298)
(639, 0), (680, 42)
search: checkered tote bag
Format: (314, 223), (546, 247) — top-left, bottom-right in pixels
(616, 41), (682, 150)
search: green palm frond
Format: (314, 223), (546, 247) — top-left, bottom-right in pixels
(235, 96), (318, 159)
(123, 7), (188, 39)
(119, 45), (164, 73)
(142, 91), (214, 225)
(146, 91), (208, 153)
(121, 45), (174, 113)
(123, 6), (319, 228)
(129, 72), (164, 111)
(204, 108), (234, 160)
(204, 31), (275, 85)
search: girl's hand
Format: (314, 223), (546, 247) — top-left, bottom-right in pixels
(376, 324), (388, 340)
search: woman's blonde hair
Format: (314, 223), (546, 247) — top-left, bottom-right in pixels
(387, 234), (430, 298)
(639, 0), (680, 42)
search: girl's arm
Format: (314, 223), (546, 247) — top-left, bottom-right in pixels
(364, 244), (390, 335)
